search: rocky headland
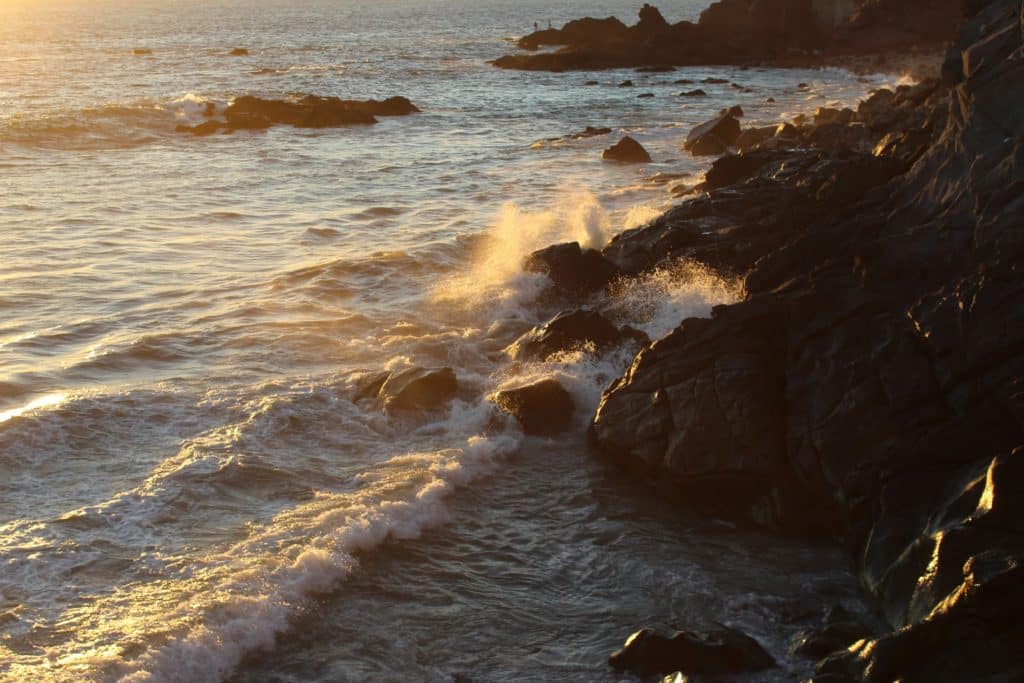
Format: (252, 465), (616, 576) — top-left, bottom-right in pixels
(499, 0), (1023, 679)
(493, 1), (958, 72)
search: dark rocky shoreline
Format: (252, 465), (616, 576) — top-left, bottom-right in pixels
(493, 1), (958, 73)
(498, 0), (1023, 680)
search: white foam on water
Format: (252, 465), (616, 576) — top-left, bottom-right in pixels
(5, 396), (520, 683)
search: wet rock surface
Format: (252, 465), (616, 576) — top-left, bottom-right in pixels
(353, 367), (458, 414)
(588, 1), (1024, 679)
(492, 379), (575, 435)
(177, 94), (419, 135)
(608, 626), (775, 677)
(523, 242), (621, 300)
(602, 135), (652, 163)
(506, 309), (647, 362)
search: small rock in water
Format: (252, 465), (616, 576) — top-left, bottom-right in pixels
(608, 626), (775, 677)
(637, 92), (655, 98)
(584, 80), (599, 85)
(702, 77), (728, 84)
(680, 89), (706, 97)
(229, 47), (249, 56)
(492, 379), (574, 435)
(618, 79), (634, 87)
(602, 136), (652, 163)
(571, 126), (612, 139)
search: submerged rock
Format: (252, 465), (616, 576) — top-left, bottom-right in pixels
(602, 136), (652, 163)
(380, 367), (458, 413)
(229, 47), (250, 56)
(493, 379), (575, 435)
(608, 626), (774, 677)
(351, 367), (458, 413)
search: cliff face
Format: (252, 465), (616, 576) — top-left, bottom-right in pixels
(590, 0), (1024, 679)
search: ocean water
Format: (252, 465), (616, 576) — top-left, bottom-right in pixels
(1, 1), (898, 681)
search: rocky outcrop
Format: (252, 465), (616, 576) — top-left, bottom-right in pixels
(492, 380), (575, 435)
(177, 95), (419, 135)
(602, 136), (652, 163)
(608, 626), (775, 677)
(493, 1), (961, 72)
(591, 1), (1024, 679)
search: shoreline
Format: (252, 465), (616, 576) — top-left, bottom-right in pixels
(502, 0), (1024, 679)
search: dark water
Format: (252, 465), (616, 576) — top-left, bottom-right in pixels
(0, 1), (898, 680)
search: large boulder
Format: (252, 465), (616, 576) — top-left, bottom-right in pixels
(492, 379), (575, 435)
(602, 136), (652, 162)
(608, 627), (774, 677)
(523, 242), (622, 298)
(506, 309), (647, 361)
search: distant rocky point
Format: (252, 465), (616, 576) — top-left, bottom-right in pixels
(492, 1), (959, 71)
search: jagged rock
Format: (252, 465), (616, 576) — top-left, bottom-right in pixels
(608, 627), (775, 677)
(685, 113), (741, 150)
(493, 379), (575, 435)
(506, 309), (648, 361)
(603, 136), (652, 162)
(523, 242), (622, 298)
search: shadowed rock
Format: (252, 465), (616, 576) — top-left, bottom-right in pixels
(524, 242), (621, 298)
(602, 136), (652, 163)
(609, 627), (775, 677)
(507, 309), (648, 361)
(685, 113), (741, 150)
(493, 379), (575, 435)
(176, 94), (419, 135)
